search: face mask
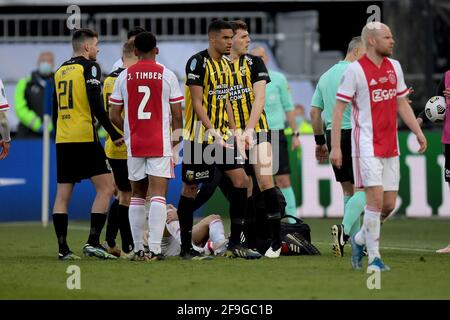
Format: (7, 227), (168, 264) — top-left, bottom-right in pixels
(295, 116), (304, 128)
(38, 62), (53, 76)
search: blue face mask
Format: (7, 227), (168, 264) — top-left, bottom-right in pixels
(295, 116), (304, 128)
(38, 62), (53, 76)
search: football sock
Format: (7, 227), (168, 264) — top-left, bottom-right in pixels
(177, 195), (195, 252)
(363, 207), (381, 263)
(343, 191), (366, 237)
(87, 212), (107, 247)
(148, 197), (167, 255)
(280, 186), (297, 224)
(166, 220), (181, 243)
(105, 198), (120, 248)
(118, 204), (134, 253)
(129, 197), (146, 252)
(209, 218), (226, 245)
(229, 187), (247, 245)
(262, 187), (282, 250)
(243, 196), (257, 248)
(53, 213), (69, 254)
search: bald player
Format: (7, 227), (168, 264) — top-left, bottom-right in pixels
(330, 22), (426, 271)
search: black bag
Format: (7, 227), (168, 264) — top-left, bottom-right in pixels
(280, 215), (321, 255)
(281, 215), (311, 243)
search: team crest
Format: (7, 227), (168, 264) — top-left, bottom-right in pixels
(91, 66), (97, 78)
(190, 58), (197, 71)
(388, 73), (396, 84)
(239, 66), (247, 76)
(186, 170), (194, 181)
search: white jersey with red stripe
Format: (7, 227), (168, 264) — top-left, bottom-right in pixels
(0, 79), (9, 112)
(110, 60), (184, 158)
(336, 55), (409, 158)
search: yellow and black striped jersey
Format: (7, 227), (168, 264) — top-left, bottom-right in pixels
(103, 67), (126, 160)
(53, 56), (121, 144)
(226, 54), (271, 132)
(184, 49), (231, 144)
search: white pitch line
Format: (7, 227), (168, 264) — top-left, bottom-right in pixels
(315, 241), (436, 253)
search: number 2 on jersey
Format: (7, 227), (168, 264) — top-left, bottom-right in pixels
(138, 85), (152, 120)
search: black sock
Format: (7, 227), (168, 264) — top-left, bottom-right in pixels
(244, 196), (257, 248)
(229, 187), (247, 245)
(87, 213), (107, 247)
(53, 213), (70, 254)
(118, 204), (134, 253)
(105, 199), (120, 248)
(262, 188), (282, 250)
(178, 195), (195, 252)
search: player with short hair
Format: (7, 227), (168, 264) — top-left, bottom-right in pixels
(310, 36), (367, 257)
(111, 26), (146, 72)
(52, 28), (124, 260)
(102, 39), (138, 258)
(109, 32), (183, 261)
(330, 22), (427, 271)
(0, 78), (11, 160)
(178, 19), (260, 260)
(227, 20), (283, 258)
(250, 45), (301, 225)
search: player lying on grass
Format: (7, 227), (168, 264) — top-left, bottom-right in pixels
(141, 204), (228, 259)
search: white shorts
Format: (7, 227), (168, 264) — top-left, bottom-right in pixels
(161, 235), (181, 257)
(352, 156), (399, 191)
(127, 156), (174, 181)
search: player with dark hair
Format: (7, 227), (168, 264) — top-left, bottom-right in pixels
(111, 26), (146, 72)
(178, 19), (261, 260)
(110, 32), (183, 261)
(52, 28), (124, 260)
(227, 20), (282, 258)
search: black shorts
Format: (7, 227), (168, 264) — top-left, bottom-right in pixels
(445, 144), (450, 182)
(56, 142), (110, 184)
(107, 158), (131, 192)
(326, 129), (354, 183)
(272, 130), (290, 175)
(181, 141), (244, 184)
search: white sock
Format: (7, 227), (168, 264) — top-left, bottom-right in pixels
(354, 227), (365, 245)
(129, 197), (146, 252)
(209, 218), (225, 245)
(148, 196), (167, 255)
(166, 220), (181, 244)
(363, 206), (381, 263)
(145, 196), (151, 220)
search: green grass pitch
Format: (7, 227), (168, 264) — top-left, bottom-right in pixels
(1, 217), (449, 299)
